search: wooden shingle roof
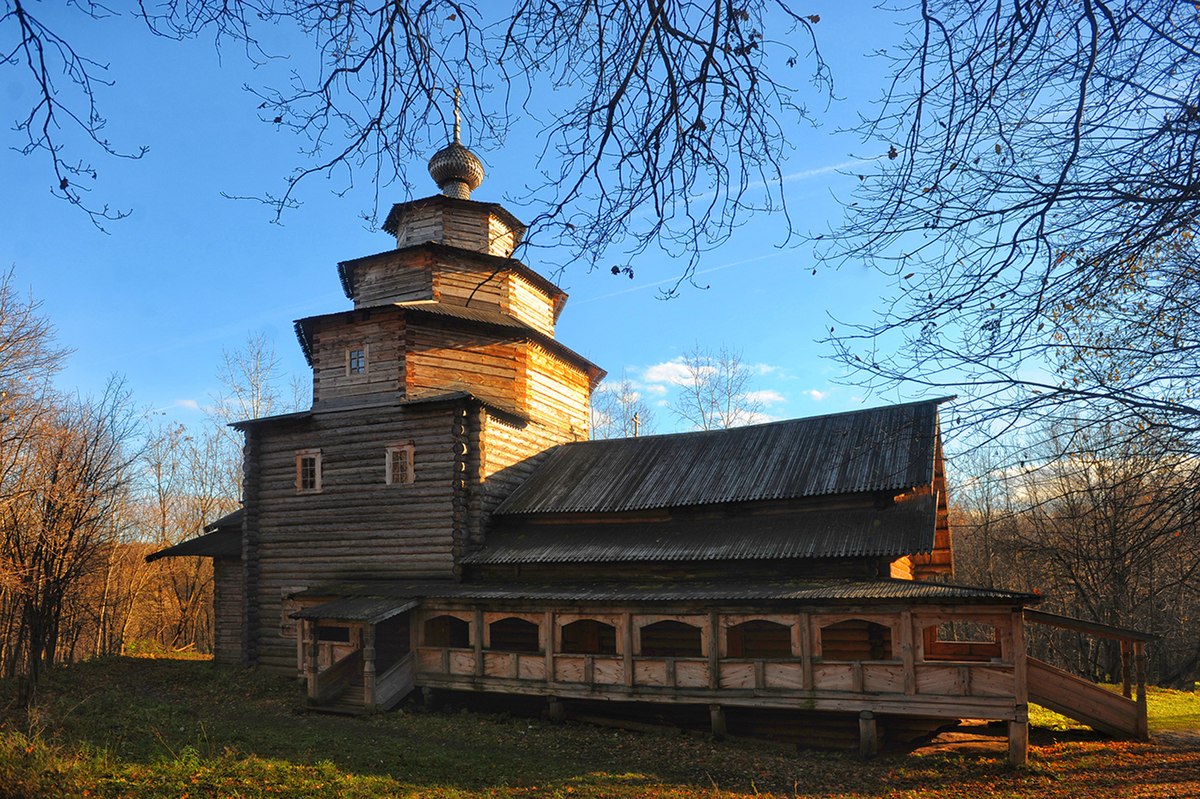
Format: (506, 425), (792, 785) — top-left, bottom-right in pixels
(495, 398), (950, 516)
(466, 494), (937, 565)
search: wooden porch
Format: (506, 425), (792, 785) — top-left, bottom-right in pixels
(292, 587), (1150, 764)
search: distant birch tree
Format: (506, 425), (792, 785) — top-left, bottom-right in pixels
(669, 345), (764, 430)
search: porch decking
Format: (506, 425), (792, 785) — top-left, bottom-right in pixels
(295, 584), (1150, 765)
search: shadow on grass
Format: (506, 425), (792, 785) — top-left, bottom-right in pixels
(2, 657), (1195, 798)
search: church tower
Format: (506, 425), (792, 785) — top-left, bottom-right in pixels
(236, 132), (604, 672)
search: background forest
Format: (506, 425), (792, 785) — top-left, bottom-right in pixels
(1, 262), (1196, 703)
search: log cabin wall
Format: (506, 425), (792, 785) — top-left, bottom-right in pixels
(347, 250), (434, 308)
(310, 313), (406, 408)
(213, 557), (243, 664)
(405, 320), (525, 413)
(525, 344), (590, 434)
(506, 274), (557, 337)
(247, 404), (459, 673)
(909, 436), (953, 579)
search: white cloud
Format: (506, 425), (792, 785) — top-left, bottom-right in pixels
(743, 389), (786, 405)
(641, 359), (701, 387)
(752, 363), (780, 377)
(805, 389), (829, 402)
(174, 398), (202, 411)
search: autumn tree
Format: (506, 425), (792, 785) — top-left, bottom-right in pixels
(824, 2), (1200, 449)
(3, 1), (828, 277)
(669, 344), (764, 430)
(0, 378), (140, 703)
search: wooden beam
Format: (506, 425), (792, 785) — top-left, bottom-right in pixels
(899, 610), (915, 696)
(1134, 641), (1149, 740)
(1025, 609), (1154, 642)
(1007, 720), (1028, 766)
(622, 612), (634, 688)
(710, 704), (726, 741)
(858, 711), (878, 758)
(708, 611), (720, 690)
(474, 608), (484, 678)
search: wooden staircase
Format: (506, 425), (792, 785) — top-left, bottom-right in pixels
(1027, 658), (1146, 738)
(311, 678), (367, 716)
(1023, 609), (1152, 741)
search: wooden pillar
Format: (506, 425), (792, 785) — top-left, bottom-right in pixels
(1120, 640), (1133, 699)
(797, 613), (813, 691)
(363, 624), (377, 710)
(858, 711), (878, 758)
(544, 611), (555, 684)
(422, 686), (439, 710)
(710, 704), (727, 741)
(305, 620), (319, 701)
(622, 613), (634, 688)
(473, 609), (484, 678)
(899, 610), (915, 695)
(547, 696), (565, 722)
(1007, 718), (1029, 767)
(708, 611), (721, 690)
(1009, 608), (1029, 766)
(1134, 640), (1149, 740)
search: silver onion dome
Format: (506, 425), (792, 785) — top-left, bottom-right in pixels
(427, 141), (485, 199)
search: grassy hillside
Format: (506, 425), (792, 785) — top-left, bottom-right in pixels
(1, 657), (1197, 798)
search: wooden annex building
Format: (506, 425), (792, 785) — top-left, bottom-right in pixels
(149, 135), (1151, 764)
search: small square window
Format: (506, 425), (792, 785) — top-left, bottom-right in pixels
(386, 444), (415, 486)
(347, 347), (367, 375)
(296, 450), (322, 493)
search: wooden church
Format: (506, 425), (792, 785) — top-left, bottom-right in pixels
(150, 132), (1151, 763)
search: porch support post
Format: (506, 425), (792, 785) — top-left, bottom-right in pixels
(1120, 640), (1133, 699)
(710, 704), (727, 741)
(305, 620), (319, 702)
(858, 711), (878, 758)
(363, 624), (377, 710)
(1007, 717), (1029, 767)
(1134, 640), (1149, 740)
(1008, 607), (1029, 766)
(547, 696), (565, 722)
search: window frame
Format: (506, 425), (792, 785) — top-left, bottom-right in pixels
(345, 344), (369, 376)
(295, 449), (323, 494)
(385, 443), (415, 486)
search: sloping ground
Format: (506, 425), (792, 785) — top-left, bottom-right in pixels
(1, 657), (1197, 799)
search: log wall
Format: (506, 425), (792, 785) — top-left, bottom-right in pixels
(311, 313), (405, 407)
(349, 250), (434, 308)
(213, 557), (243, 665)
(248, 404), (459, 673)
(406, 321), (525, 413)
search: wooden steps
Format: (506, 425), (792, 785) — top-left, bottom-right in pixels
(309, 680), (367, 716)
(1027, 658), (1146, 739)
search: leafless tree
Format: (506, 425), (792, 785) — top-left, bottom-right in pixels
(3, 1), (828, 279)
(822, 1), (1200, 451)
(208, 331), (308, 497)
(669, 344), (764, 430)
(591, 375), (656, 439)
(951, 422), (1200, 687)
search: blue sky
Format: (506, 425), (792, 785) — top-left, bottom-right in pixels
(1, 6), (915, 434)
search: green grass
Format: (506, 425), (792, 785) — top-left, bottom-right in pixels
(1, 657), (1197, 798)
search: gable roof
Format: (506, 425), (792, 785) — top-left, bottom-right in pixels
(465, 493), (937, 565)
(495, 398), (949, 516)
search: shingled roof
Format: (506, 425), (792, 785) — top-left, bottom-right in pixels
(466, 493), (936, 565)
(495, 398), (949, 516)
